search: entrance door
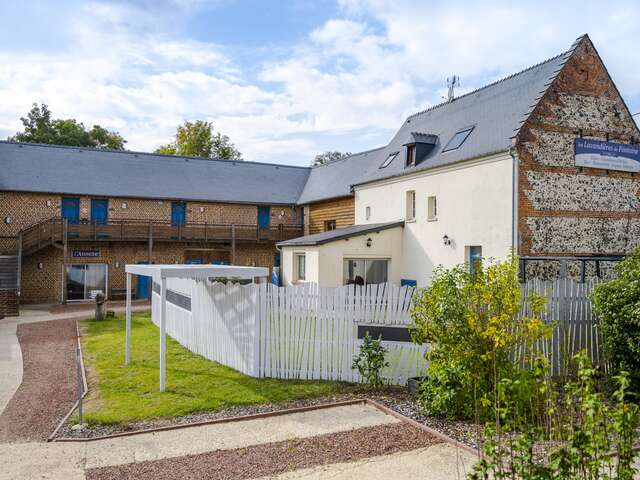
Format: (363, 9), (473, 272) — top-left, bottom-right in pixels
(171, 201), (186, 226)
(257, 206), (270, 229)
(65, 264), (107, 301)
(136, 261), (150, 299)
(90, 199), (108, 224)
(61, 197), (80, 224)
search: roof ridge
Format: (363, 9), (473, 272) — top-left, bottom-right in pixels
(0, 140), (311, 171)
(310, 146), (386, 169)
(406, 43), (577, 122)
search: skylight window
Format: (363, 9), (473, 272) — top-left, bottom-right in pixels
(379, 152), (398, 169)
(442, 126), (474, 152)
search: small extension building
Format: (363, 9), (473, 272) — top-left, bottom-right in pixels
(1, 34), (639, 315)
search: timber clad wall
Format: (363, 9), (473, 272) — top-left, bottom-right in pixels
(516, 38), (640, 279)
(307, 196), (355, 235)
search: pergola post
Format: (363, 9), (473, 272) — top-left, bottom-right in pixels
(160, 277), (167, 392)
(125, 272), (132, 365)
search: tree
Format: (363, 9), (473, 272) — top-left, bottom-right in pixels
(9, 103), (127, 150)
(312, 151), (351, 166)
(156, 120), (242, 160)
(591, 246), (640, 393)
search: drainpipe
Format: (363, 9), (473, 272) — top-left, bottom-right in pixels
(509, 144), (519, 256)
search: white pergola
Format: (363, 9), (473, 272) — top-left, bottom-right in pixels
(124, 264), (269, 391)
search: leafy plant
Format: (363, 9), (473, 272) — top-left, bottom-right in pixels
(410, 256), (551, 419)
(352, 332), (389, 388)
(469, 352), (640, 479)
(591, 246), (640, 393)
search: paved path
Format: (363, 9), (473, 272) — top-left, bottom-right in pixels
(0, 404), (401, 480)
(260, 443), (477, 480)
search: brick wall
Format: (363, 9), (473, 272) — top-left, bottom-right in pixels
(20, 241), (279, 304)
(516, 37), (640, 263)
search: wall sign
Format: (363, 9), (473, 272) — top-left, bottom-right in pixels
(72, 249), (100, 258)
(575, 138), (640, 173)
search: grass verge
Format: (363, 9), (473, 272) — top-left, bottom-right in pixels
(79, 313), (357, 426)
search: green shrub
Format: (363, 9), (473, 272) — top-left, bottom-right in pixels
(352, 332), (389, 388)
(469, 352), (640, 479)
(410, 256), (551, 420)
(591, 247), (640, 393)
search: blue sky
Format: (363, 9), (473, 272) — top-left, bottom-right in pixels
(1, 0), (639, 165)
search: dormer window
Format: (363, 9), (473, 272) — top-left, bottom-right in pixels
(406, 145), (416, 167)
(380, 152), (398, 169)
(443, 126), (474, 152)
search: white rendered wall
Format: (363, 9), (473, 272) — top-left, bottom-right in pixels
(354, 153), (514, 287)
(280, 227), (403, 287)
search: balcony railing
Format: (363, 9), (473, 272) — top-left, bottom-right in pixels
(19, 218), (304, 255)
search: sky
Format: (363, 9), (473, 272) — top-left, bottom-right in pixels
(0, 0), (639, 166)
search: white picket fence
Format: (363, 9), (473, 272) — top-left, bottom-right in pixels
(151, 277), (608, 385)
(515, 277), (607, 376)
(152, 280), (427, 385)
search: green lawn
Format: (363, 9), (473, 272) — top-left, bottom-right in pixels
(79, 313), (356, 426)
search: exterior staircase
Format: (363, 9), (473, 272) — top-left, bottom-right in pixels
(0, 255), (19, 318)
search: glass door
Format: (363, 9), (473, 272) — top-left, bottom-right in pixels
(65, 264), (107, 301)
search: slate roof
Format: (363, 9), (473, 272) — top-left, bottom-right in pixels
(0, 141), (310, 205)
(296, 36), (586, 201)
(277, 221), (404, 247)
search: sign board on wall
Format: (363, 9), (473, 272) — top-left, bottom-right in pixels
(72, 249), (100, 258)
(575, 138), (640, 173)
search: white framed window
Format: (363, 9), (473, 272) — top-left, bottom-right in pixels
(343, 258), (389, 285)
(365, 206), (371, 221)
(405, 145), (415, 167)
(295, 253), (306, 281)
(427, 196), (437, 221)
(406, 190), (416, 221)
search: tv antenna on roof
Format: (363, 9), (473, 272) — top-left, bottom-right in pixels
(445, 75), (460, 102)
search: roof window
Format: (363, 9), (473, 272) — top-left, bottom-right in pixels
(379, 152), (398, 169)
(442, 126), (474, 152)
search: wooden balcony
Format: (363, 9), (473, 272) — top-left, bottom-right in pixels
(19, 218), (304, 256)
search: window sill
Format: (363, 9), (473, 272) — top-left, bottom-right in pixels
(427, 217), (438, 222)
(405, 218), (416, 223)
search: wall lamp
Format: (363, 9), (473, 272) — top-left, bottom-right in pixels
(443, 234), (452, 246)
(366, 237), (372, 247)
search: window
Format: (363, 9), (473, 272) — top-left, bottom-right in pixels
(406, 190), (416, 221)
(380, 152), (398, 169)
(365, 206), (371, 221)
(427, 196), (437, 221)
(405, 145), (416, 167)
(442, 126), (474, 152)
(295, 254), (306, 281)
(324, 219), (337, 231)
(344, 259), (389, 285)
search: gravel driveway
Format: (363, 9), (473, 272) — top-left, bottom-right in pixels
(0, 318), (77, 442)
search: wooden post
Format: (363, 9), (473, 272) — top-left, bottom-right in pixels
(125, 272), (132, 365)
(231, 225), (236, 265)
(204, 222), (208, 242)
(148, 223), (153, 262)
(160, 277), (167, 392)
(62, 218), (68, 304)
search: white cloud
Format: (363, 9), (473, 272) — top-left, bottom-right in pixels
(0, 0), (638, 166)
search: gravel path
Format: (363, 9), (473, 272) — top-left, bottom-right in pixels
(0, 319), (77, 443)
(85, 422), (441, 480)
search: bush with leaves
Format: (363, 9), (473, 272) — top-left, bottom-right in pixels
(469, 352), (639, 479)
(410, 256), (551, 420)
(591, 246), (640, 394)
(352, 332), (389, 388)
